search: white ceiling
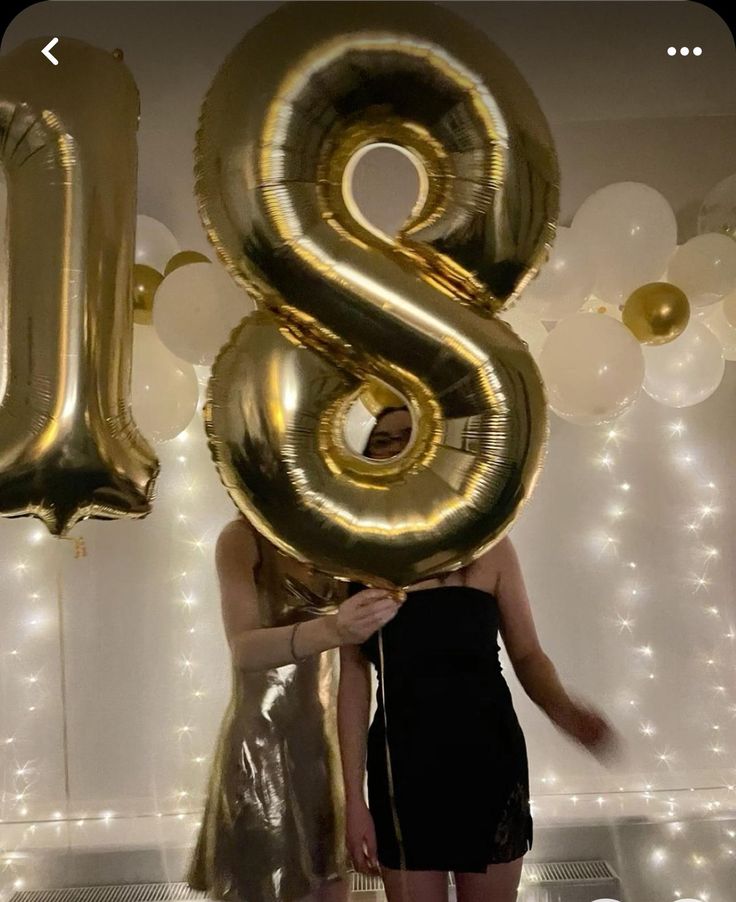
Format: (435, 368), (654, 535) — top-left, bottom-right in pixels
(6, 2), (736, 125)
(442, 1), (736, 122)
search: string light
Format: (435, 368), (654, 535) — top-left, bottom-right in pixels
(0, 360), (732, 899)
(522, 393), (735, 899)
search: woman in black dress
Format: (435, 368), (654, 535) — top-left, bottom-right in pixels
(337, 407), (623, 902)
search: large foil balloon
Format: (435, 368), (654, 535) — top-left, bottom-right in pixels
(0, 38), (159, 535)
(196, 1), (558, 589)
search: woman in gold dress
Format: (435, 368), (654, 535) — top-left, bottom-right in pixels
(187, 513), (403, 902)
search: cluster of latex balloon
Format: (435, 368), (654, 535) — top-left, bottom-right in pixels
(499, 177), (736, 425)
(130, 214), (252, 442)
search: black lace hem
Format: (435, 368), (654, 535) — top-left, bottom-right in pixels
(488, 779), (533, 863)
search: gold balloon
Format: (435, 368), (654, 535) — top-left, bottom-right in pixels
(623, 281), (690, 345)
(132, 263), (163, 325)
(359, 378), (407, 417)
(0, 38), (159, 535)
(163, 250), (210, 277)
(196, 0), (558, 589)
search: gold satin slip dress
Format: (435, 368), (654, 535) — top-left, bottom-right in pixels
(187, 530), (350, 902)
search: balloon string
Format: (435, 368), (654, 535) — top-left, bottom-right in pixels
(55, 555), (72, 820)
(378, 628), (412, 902)
(52, 534), (84, 821)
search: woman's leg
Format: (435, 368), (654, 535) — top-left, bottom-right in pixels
(454, 856), (525, 902)
(380, 866), (449, 902)
(316, 875), (350, 901)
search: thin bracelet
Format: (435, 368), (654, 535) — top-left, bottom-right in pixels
(290, 621), (308, 663)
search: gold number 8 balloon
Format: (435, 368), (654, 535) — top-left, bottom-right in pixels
(0, 39), (159, 535)
(197, 1), (559, 589)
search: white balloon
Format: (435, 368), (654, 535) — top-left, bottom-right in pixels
(153, 262), (254, 365)
(517, 226), (596, 320)
(580, 294), (623, 322)
(135, 215), (180, 273)
(498, 307), (548, 361)
(538, 314), (644, 425)
(571, 182), (678, 305)
(0, 170), (6, 302)
(0, 174), (7, 400)
(697, 171), (736, 240)
(703, 294), (736, 361)
(132, 325), (199, 442)
(666, 232), (736, 309)
(723, 288), (736, 327)
(643, 319), (725, 407)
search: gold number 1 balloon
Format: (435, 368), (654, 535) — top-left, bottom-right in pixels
(197, 1), (559, 589)
(0, 38), (159, 535)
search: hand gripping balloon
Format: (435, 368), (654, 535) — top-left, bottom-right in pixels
(196, 1), (559, 589)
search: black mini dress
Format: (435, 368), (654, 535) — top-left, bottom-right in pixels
(352, 580), (534, 873)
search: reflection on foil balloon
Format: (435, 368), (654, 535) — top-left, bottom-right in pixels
(359, 378), (407, 417)
(196, 0), (558, 589)
(0, 38), (159, 535)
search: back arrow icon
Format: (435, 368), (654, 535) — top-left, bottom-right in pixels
(42, 38), (59, 65)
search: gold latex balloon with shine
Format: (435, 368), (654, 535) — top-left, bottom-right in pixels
(132, 263), (163, 325)
(164, 250), (210, 277)
(196, 0), (559, 589)
(623, 281), (690, 345)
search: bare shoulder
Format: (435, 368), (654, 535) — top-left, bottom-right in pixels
(466, 534), (518, 594)
(216, 516), (259, 569)
(215, 517), (262, 639)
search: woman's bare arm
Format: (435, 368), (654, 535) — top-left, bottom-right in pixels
(472, 536), (574, 719)
(217, 519), (342, 671)
(337, 643), (372, 805)
(217, 519), (401, 672)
